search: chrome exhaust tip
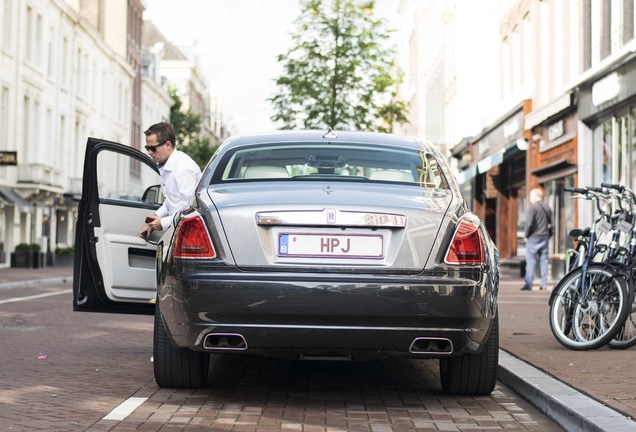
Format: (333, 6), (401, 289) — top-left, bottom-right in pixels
(203, 333), (248, 350)
(409, 337), (453, 354)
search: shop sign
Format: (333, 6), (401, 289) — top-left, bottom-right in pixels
(547, 120), (564, 141)
(592, 72), (620, 106)
(0, 151), (17, 166)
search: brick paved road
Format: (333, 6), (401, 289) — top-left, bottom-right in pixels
(0, 281), (562, 431)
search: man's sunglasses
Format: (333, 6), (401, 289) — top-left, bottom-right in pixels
(145, 141), (168, 152)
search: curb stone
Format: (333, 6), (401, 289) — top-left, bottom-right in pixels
(0, 277), (73, 290)
(498, 349), (636, 432)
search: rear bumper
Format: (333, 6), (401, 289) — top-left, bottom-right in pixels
(158, 267), (498, 359)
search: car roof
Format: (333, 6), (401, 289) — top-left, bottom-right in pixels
(218, 130), (434, 152)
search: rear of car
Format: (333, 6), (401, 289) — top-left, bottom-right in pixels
(154, 131), (499, 395)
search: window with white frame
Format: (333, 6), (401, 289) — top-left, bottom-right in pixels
(0, 86), (8, 180)
(76, 47), (82, 99)
(45, 107), (52, 167)
(569, 0), (580, 79)
(502, 36), (510, 99)
(523, 12), (533, 91)
(23, 95), (30, 163)
(35, 13), (42, 68)
(1, 0), (12, 51)
(512, 25), (520, 90)
(585, 0), (635, 70)
(26, 5), (32, 62)
(539, 0), (549, 103)
(47, 25), (54, 78)
(554, 0), (564, 92)
(61, 36), (68, 88)
(33, 99), (39, 163)
(610, 0), (621, 52)
(58, 114), (65, 175)
(624, 0), (634, 42)
(600, 0), (611, 59)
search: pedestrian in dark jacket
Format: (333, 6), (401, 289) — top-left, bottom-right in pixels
(522, 187), (553, 291)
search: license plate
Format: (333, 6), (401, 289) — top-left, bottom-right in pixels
(278, 233), (384, 258)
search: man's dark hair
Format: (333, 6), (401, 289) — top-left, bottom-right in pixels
(144, 122), (176, 147)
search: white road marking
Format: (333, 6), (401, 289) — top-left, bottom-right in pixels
(102, 397), (148, 421)
(0, 289), (72, 305)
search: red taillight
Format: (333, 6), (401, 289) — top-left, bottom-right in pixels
(173, 216), (216, 259)
(444, 220), (485, 264)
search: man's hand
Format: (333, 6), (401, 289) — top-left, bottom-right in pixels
(139, 215), (161, 238)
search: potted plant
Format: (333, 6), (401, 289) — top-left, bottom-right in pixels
(30, 243), (44, 268)
(54, 246), (75, 267)
(11, 243), (33, 268)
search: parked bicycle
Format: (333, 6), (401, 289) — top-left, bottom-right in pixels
(548, 185), (632, 350)
(601, 183), (636, 349)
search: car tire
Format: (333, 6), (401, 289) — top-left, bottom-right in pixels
(439, 313), (499, 395)
(153, 305), (210, 388)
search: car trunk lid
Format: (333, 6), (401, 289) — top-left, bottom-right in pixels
(207, 182), (453, 272)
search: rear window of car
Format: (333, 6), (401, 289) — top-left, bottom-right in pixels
(216, 143), (449, 189)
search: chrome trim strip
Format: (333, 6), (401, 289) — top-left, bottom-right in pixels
(204, 323), (480, 333)
(256, 209), (407, 227)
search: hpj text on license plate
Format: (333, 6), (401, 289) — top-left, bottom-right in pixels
(278, 233), (383, 258)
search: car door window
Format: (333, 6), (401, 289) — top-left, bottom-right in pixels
(96, 150), (161, 204)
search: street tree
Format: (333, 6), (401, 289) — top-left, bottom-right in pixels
(169, 87), (217, 169)
(269, 0), (408, 132)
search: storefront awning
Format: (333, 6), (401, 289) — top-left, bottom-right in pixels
(524, 93), (572, 130)
(476, 139), (527, 174)
(0, 188), (32, 213)
(477, 151), (504, 173)
(531, 159), (578, 184)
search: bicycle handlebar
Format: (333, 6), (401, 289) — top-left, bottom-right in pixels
(564, 186), (587, 194)
(601, 182), (626, 192)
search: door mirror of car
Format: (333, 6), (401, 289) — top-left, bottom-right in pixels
(142, 185), (163, 205)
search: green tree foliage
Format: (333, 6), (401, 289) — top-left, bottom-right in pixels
(168, 87), (217, 169)
(269, 0), (408, 132)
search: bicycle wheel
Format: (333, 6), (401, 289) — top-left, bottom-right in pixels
(549, 264), (630, 350)
(608, 287), (636, 349)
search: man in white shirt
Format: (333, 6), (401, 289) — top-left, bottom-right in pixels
(140, 122), (202, 237)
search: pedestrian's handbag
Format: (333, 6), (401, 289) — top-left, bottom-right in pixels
(539, 204), (553, 237)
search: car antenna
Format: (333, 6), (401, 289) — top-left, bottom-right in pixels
(322, 128), (337, 140)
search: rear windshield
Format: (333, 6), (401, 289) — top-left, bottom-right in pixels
(216, 143), (449, 189)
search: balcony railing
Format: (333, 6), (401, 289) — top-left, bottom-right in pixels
(17, 164), (63, 188)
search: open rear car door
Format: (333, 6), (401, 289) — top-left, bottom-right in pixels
(73, 138), (163, 315)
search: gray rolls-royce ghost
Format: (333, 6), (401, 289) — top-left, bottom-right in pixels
(73, 130), (499, 395)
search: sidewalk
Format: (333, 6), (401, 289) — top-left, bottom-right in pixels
(1, 264), (635, 431)
(498, 265), (636, 430)
(0, 265), (73, 289)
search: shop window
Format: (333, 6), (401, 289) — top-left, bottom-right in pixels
(631, 107), (636, 190)
(601, 118), (613, 184)
(517, 188), (526, 256)
(617, 114), (629, 187)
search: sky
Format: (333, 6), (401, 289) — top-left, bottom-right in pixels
(144, 0), (399, 134)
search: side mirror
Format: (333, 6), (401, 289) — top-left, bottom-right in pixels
(142, 185), (163, 205)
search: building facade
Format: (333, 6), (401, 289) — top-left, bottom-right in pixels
(469, 100), (532, 259)
(395, 0), (500, 156)
(0, 0), (137, 266)
(0, 0), (223, 268)
(141, 19), (228, 146)
(398, 0), (636, 275)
